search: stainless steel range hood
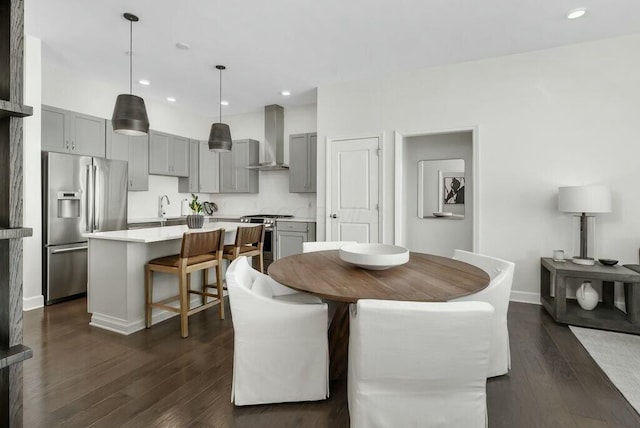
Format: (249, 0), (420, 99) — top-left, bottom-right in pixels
(247, 104), (289, 170)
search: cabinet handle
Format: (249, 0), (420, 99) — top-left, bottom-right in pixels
(72, 141), (75, 150)
(66, 140), (69, 149)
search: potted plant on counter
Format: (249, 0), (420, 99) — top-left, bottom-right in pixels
(187, 193), (204, 229)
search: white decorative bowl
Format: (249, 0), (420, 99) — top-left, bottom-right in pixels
(339, 244), (410, 270)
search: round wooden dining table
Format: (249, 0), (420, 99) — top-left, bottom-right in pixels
(268, 250), (490, 379)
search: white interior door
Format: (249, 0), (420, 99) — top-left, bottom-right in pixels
(329, 137), (380, 243)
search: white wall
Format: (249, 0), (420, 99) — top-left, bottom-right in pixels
(317, 34), (640, 303)
(403, 132), (473, 256)
(22, 39), (317, 308)
(23, 35), (43, 310)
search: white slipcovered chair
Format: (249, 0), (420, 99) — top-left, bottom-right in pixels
(451, 249), (515, 377)
(225, 256), (329, 406)
(302, 241), (357, 253)
(348, 300), (494, 428)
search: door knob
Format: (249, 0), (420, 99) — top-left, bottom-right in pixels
(330, 214), (338, 219)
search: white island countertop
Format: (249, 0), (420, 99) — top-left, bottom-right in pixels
(85, 222), (246, 244)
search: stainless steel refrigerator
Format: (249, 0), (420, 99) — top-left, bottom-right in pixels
(42, 152), (128, 305)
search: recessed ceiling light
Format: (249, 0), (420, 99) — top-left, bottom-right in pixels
(138, 79), (150, 86)
(281, 90), (291, 96)
(175, 42), (190, 50)
(220, 100), (229, 106)
(567, 8), (587, 19)
(167, 97), (176, 102)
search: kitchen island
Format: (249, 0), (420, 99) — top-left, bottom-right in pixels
(86, 222), (244, 335)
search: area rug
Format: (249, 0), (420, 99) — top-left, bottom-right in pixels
(570, 326), (640, 414)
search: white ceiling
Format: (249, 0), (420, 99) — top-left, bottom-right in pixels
(25, 0), (640, 117)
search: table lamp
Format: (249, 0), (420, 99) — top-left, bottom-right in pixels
(558, 185), (611, 265)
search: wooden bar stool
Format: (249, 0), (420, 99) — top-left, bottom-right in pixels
(145, 228), (225, 338)
(223, 224), (266, 273)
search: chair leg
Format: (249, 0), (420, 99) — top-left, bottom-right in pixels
(259, 252), (264, 273)
(202, 268), (209, 305)
(179, 271), (189, 338)
(216, 263), (225, 320)
(145, 266), (152, 328)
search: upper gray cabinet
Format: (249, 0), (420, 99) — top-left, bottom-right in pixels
(178, 140), (200, 193)
(41, 105), (106, 157)
(106, 120), (149, 191)
(219, 139), (259, 193)
(148, 130), (189, 177)
(198, 141), (220, 193)
(289, 132), (317, 193)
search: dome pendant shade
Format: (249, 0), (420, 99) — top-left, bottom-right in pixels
(208, 64), (232, 152)
(208, 123), (232, 151)
(112, 94), (149, 136)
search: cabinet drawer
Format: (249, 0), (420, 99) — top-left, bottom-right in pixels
(276, 221), (308, 232)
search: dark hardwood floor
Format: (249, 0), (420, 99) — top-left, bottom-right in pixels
(22, 299), (640, 427)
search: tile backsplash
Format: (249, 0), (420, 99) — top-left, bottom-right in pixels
(127, 172), (316, 220)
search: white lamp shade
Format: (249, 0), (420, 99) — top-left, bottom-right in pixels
(558, 185), (612, 213)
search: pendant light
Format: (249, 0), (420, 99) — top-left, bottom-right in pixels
(112, 12), (149, 136)
(208, 65), (232, 152)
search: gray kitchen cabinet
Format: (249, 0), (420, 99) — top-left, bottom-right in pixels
(219, 139), (259, 193)
(275, 221), (316, 259)
(178, 140), (200, 193)
(41, 105), (106, 157)
(198, 141), (220, 193)
(106, 120), (149, 191)
(148, 130), (189, 177)
(289, 132), (317, 193)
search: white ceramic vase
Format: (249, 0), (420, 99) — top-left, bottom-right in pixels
(577, 281), (598, 310)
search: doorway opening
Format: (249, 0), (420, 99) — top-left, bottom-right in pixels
(394, 128), (477, 256)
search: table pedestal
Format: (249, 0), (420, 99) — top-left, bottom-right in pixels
(328, 302), (350, 380)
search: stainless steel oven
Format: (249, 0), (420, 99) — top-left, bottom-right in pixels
(240, 215), (293, 266)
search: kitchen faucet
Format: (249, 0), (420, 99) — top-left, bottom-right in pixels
(159, 195), (170, 218)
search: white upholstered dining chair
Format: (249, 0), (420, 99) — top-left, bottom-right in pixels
(348, 300), (494, 428)
(451, 249), (515, 377)
(302, 241), (357, 253)
(225, 256), (330, 406)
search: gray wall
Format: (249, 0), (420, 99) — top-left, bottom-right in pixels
(404, 131), (473, 256)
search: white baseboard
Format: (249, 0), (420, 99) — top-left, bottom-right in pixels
(510, 290), (540, 305)
(90, 309), (181, 336)
(90, 294), (225, 335)
(23, 295), (44, 311)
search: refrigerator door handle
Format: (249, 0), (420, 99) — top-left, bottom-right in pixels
(51, 245), (88, 254)
(93, 164), (99, 231)
(85, 164), (94, 233)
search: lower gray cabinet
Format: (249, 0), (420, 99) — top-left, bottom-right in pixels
(289, 132), (317, 193)
(219, 139), (259, 193)
(106, 121), (149, 191)
(275, 221), (316, 259)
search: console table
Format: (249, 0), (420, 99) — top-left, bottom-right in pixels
(540, 257), (640, 334)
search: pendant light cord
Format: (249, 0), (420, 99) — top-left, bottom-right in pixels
(129, 18), (133, 94)
(219, 68), (222, 122)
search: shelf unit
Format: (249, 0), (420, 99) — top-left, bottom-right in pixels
(1, 0), (34, 426)
(0, 100), (31, 118)
(540, 257), (640, 334)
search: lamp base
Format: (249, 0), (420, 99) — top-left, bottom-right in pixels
(572, 257), (595, 266)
